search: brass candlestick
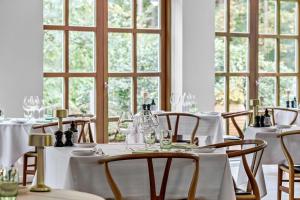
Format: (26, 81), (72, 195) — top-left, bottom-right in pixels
(54, 109), (68, 131)
(29, 133), (53, 192)
(53, 109), (68, 147)
(250, 99), (260, 124)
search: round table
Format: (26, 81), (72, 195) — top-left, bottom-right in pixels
(17, 189), (105, 200)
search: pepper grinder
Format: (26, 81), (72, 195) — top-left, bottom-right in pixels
(54, 109), (68, 147)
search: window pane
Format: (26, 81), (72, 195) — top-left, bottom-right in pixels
(280, 39), (297, 73)
(69, 31), (95, 72)
(43, 31), (64, 72)
(69, 78), (95, 114)
(258, 38), (276, 72)
(229, 77), (248, 111)
(259, 0), (276, 34)
(230, 37), (249, 72)
(137, 0), (160, 29)
(215, 0), (226, 32)
(69, 0), (95, 27)
(108, 0), (132, 28)
(108, 78), (133, 117)
(280, 1), (298, 35)
(109, 122), (125, 142)
(215, 76), (226, 112)
(215, 37), (226, 72)
(230, 0), (249, 33)
(108, 33), (132, 73)
(258, 77), (276, 106)
(43, 78), (64, 108)
(137, 77), (160, 112)
(280, 77), (297, 106)
(43, 0), (64, 25)
(137, 34), (160, 72)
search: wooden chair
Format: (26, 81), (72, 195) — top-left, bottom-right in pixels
(222, 111), (253, 140)
(277, 130), (300, 200)
(208, 139), (267, 200)
(155, 112), (200, 144)
(99, 152), (199, 200)
(268, 107), (298, 126)
(22, 118), (94, 186)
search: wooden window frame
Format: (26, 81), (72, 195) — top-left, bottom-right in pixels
(215, 0), (300, 135)
(43, 0), (171, 143)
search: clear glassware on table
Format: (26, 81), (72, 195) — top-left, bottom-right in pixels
(0, 166), (19, 198)
(23, 96), (33, 120)
(160, 130), (173, 149)
(32, 96), (41, 120)
(118, 110), (134, 149)
(0, 109), (5, 121)
(137, 104), (159, 149)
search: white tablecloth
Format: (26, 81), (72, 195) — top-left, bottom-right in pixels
(43, 144), (235, 200)
(158, 113), (224, 144)
(238, 126), (300, 197)
(274, 108), (300, 126)
(0, 121), (33, 167)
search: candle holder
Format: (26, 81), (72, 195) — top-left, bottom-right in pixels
(54, 109), (68, 147)
(250, 99), (260, 125)
(29, 133), (53, 192)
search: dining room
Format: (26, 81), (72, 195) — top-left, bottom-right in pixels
(1, 0), (300, 200)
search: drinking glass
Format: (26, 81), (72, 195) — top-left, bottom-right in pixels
(0, 109), (5, 121)
(23, 97), (33, 120)
(143, 128), (156, 148)
(118, 111), (134, 149)
(0, 166), (19, 197)
(160, 130), (173, 149)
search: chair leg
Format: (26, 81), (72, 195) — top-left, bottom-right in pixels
(278, 166), (283, 200)
(289, 173), (295, 200)
(22, 155), (28, 186)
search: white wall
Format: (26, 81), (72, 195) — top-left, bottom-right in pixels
(0, 0), (43, 117)
(172, 0), (215, 111)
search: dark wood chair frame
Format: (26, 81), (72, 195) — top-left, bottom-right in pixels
(99, 152), (199, 200)
(155, 112), (201, 144)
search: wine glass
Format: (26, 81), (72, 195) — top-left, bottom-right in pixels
(118, 111), (134, 149)
(23, 96), (33, 120)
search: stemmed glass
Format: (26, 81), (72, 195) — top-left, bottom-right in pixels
(23, 96), (33, 120)
(170, 93), (182, 112)
(118, 111), (134, 149)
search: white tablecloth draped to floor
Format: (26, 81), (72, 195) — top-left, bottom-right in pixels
(0, 121), (34, 167)
(238, 126), (300, 197)
(158, 113), (224, 144)
(43, 144), (235, 200)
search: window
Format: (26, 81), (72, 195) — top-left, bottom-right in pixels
(215, 0), (300, 135)
(43, 0), (169, 142)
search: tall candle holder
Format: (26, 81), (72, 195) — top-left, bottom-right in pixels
(29, 133), (53, 192)
(250, 99), (260, 125)
(54, 109), (68, 147)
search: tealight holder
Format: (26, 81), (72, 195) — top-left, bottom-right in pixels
(29, 133), (53, 192)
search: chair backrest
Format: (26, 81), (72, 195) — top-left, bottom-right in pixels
(32, 118), (94, 143)
(99, 152), (199, 200)
(277, 130), (300, 170)
(155, 112), (200, 143)
(222, 111), (253, 139)
(268, 107), (298, 126)
(209, 139), (267, 199)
